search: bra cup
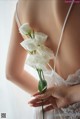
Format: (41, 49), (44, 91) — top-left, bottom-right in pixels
(44, 68), (80, 88)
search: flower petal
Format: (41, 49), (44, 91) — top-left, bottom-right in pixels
(26, 54), (49, 69)
(34, 32), (48, 45)
(37, 45), (54, 60)
(19, 23), (32, 36)
(20, 38), (37, 51)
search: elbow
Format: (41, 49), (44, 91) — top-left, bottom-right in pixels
(6, 69), (17, 81)
(6, 66), (22, 81)
(6, 66), (12, 80)
(6, 71), (14, 81)
(6, 72), (11, 80)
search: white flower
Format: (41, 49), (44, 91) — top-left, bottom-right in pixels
(27, 54), (49, 65)
(20, 38), (37, 52)
(19, 23), (32, 36)
(20, 39), (54, 60)
(37, 45), (54, 60)
(19, 24), (54, 71)
(26, 54), (49, 70)
(34, 32), (48, 45)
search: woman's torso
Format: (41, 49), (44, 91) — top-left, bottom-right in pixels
(18, 0), (80, 80)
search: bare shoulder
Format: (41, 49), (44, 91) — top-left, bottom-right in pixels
(17, 0), (40, 26)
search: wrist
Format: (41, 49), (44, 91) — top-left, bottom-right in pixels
(66, 85), (80, 105)
(65, 86), (73, 105)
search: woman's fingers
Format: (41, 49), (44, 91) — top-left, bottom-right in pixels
(29, 86), (71, 111)
(29, 96), (58, 109)
(44, 105), (54, 112)
(28, 97), (41, 104)
(29, 92), (50, 104)
(35, 93), (50, 100)
(35, 88), (53, 99)
(33, 91), (41, 96)
(29, 91), (47, 104)
(28, 87), (55, 106)
(32, 87), (54, 99)
(30, 97), (51, 107)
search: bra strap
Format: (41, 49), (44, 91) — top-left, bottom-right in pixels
(15, 2), (21, 28)
(53, 0), (74, 71)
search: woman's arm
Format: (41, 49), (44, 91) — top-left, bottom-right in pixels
(6, 12), (38, 95)
(67, 84), (80, 104)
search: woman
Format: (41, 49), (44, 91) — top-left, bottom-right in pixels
(6, 0), (80, 118)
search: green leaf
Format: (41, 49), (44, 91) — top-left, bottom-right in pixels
(38, 80), (47, 93)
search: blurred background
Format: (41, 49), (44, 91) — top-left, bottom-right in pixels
(0, 0), (37, 119)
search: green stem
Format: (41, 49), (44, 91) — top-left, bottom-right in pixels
(29, 33), (32, 38)
(36, 69), (43, 81)
(36, 68), (45, 119)
(41, 70), (45, 80)
(33, 30), (35, 38)
(42, 101), (44, 119)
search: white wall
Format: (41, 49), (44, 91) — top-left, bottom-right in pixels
(0, 1), (37, 119)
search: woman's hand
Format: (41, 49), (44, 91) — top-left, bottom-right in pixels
(28, 85), (73, 112)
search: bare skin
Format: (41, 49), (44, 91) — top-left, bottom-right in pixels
(17, 0), (80, 79)
(6, 0), (80, 111)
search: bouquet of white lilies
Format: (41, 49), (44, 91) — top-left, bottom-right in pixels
(19, 23), (54, 119)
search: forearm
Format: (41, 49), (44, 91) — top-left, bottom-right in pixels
(67, 84), (80, 104)
(7, 70), (38, 95)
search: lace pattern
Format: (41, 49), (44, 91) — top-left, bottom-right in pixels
(41, 69), (80, 119)
(66, 69), (80, 86)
